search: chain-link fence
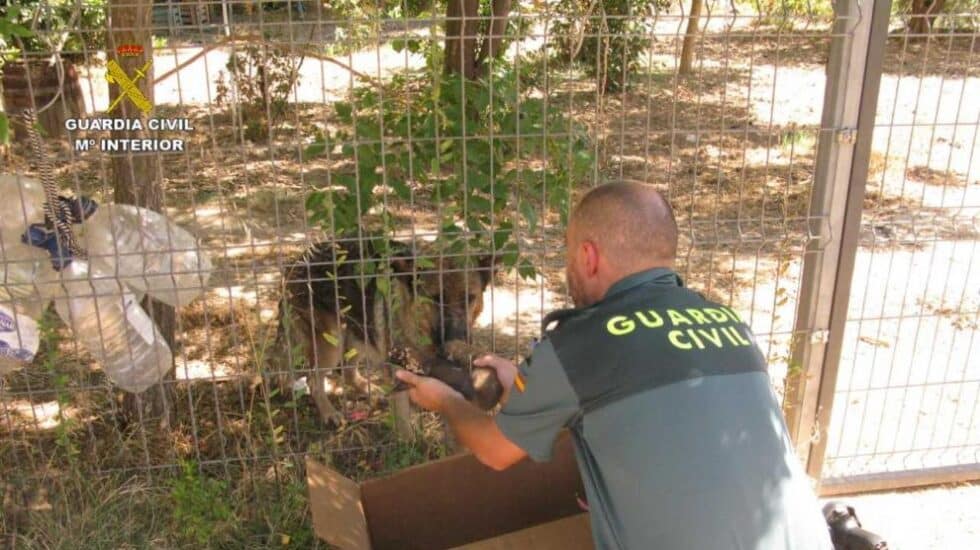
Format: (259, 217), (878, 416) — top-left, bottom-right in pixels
(0, 0), (976, 546)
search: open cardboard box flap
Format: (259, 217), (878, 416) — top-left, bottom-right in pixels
(307, 433), (593, 550)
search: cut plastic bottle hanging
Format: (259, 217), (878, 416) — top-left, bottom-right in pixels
(0, 174), (46, 234)
(0, 174), (61, 319)
(80, 203), (212, 308)
(0, 236), (63, 308)
(2, 162), (204, 391)
(52, 260), (173, 393)
(4, 111), (188, 393)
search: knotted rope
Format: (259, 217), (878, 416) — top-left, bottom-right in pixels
(21, 108), (86, 261)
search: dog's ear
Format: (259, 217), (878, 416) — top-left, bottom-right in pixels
(477, 254), (503, 287)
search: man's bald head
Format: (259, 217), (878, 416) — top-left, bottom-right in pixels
(569, 182), (678, 268)
(564, 182), (678, 307)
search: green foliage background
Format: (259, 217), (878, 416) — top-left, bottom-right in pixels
(305, 34), (595, 279)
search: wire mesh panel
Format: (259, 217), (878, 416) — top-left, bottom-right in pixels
(819, 6), (980, 494)
(0, 0), (952, 545)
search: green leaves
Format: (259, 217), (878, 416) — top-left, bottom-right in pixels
(0, 113), (8, 146)
(376, 276), (390, 298)
(305, 61), (594, 283)
(303, 132), (330, 160)
(305, 190), (328, 215)
(493, 221), (513, 251)
(0, 7), (32, 40)
(170, 461), (235, 547)
(391, 179), (412, 200)
(392, 38), (424, 54)
(517, 258), (536, 280)
(519, 201), (538, 232)
(468, 195), (492, 214)
(335, 101), (354, 123)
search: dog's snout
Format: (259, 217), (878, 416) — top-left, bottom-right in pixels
(435, 310), (470, 344)
(445, 322), (469, 342)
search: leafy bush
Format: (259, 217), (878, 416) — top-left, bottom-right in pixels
(552, 0), (668, 91)
(893, 0), (979, 31)
(304, 62), (594, 278)
(169, 461), (235, 546)
(0, 7), (32, 141)
(744, 0), (834, 18)
(0, 0), (106, 59)
(215, 43), (303, 141)
(324, 0), (434, 55)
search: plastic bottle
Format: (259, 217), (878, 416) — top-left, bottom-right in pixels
(0, 304), (40, 375)
(0, 173), (57, 318)
(0, 233), (61, 317)
(0, 174), (46, 234)
(80, 204), (212, 308)
(52, 260), (172, 393)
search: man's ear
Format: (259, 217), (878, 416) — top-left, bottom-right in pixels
(583, 240), (600, 277)
(478, 254), (503, 287)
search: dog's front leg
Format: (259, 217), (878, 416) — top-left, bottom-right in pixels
(307, 312), (346, 426)
(341, 359), (380, 403)
(310, 373), (345, 426)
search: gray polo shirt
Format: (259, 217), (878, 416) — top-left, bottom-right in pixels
(495, 268), (832, 550)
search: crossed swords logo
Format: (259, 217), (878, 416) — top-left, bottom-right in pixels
(105, 59), (152, 114)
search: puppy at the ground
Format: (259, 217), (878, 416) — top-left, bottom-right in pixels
(273, 238), (496, 424)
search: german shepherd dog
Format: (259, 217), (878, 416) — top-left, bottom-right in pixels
(274, 238), (497, 424)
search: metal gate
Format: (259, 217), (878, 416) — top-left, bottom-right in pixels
(782, 0), (980, 494)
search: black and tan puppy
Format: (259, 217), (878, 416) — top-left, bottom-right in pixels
(388, 346), (505, 412)
(274, 237), (496, 424)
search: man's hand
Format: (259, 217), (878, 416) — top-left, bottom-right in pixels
(397, 359), (528, 471)
(394, 369), (462, 413)
(473, 354), (518, 405)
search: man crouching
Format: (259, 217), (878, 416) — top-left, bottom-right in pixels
(396, 182), (833, 550)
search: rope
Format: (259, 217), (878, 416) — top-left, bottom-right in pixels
(21, 108), (86, 260)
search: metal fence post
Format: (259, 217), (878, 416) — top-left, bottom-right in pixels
(782, 0), (892, 485)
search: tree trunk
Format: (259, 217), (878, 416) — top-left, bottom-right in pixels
(107, 0), (177, 429)
(474, 0), (513, 78)
(909, 0), (946, 35)
(679, 0), (704, 75)
(444, 0), (513, 80)
(444, 0), (482, 79)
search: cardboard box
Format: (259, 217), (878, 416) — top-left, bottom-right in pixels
(306, 433), (594, 550)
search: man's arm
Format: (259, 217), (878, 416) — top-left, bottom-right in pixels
(439, 392), (527, 471)
(394, 366), (527, 471)
(397, 343), (580, 467)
